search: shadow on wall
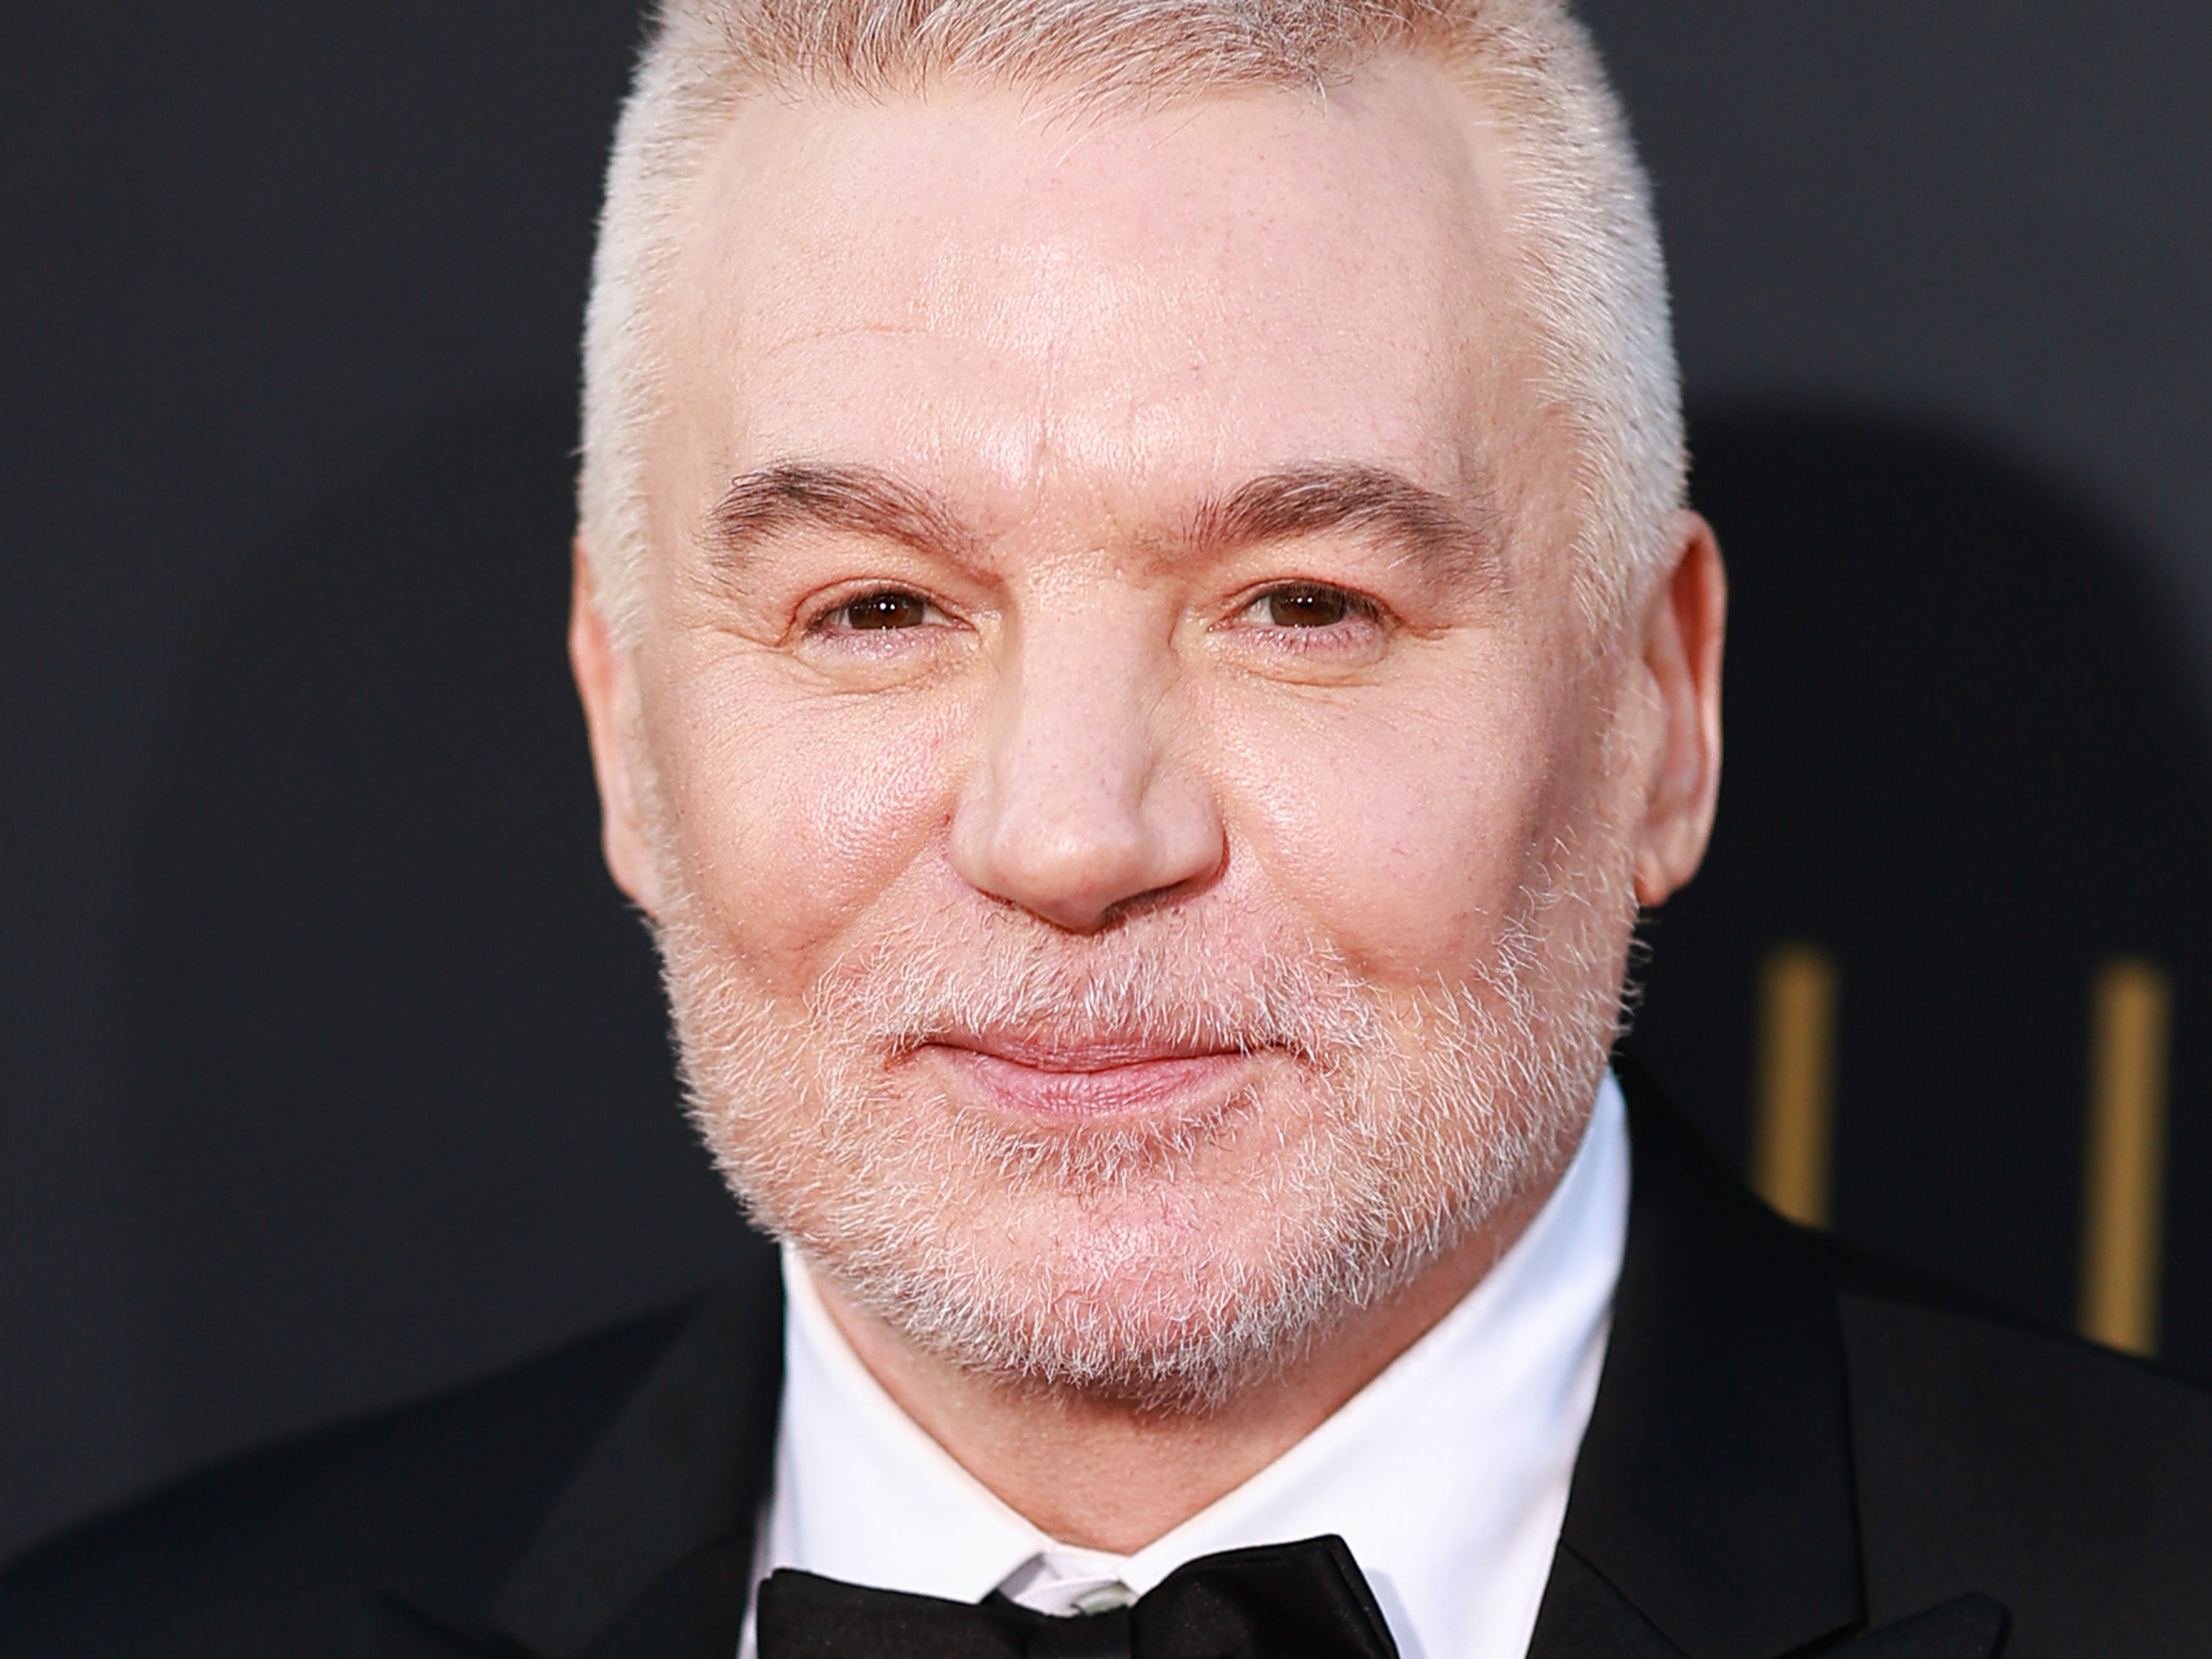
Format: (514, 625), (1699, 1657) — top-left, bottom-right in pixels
(121, 388), (751, 1482)
(1627, 407), (2212, 1382)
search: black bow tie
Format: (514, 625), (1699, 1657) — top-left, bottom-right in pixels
(355, 1542), (2008, 1659)
(755, 1534), (1401, 1659)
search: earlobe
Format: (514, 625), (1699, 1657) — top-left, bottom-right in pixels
(1630, 510), (1727, 908)
(568, 539), (662, 917)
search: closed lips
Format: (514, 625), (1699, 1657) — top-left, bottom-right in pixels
(922, 1037), (1250, 1118)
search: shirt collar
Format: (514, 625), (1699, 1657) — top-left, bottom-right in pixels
(771, 1245), (1051, 1603)
(763, 1070), (1629, 1659)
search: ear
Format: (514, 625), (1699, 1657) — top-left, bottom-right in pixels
(568, 538), (664, 917)
(1629, 510), (1726, 907)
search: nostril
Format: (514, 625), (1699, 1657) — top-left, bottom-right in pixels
(955, 775), (1224, 936)
(984, 821), (1159, 933)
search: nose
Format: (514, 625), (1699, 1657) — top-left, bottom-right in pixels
(949, 615), (1224, 934)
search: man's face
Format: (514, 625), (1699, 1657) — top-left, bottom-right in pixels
(580, 58), (1680, 1404)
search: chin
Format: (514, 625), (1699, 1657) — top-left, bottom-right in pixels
(684, 1011), (1591, 1411)
(697, 1073), (1347, 1406)
(790, 1184), (1402, 1413)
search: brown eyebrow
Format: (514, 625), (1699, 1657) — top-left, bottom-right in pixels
(1184, 465), (1503, 591)
(703, 459), (1500, 591)
(706, 463), (976, 569)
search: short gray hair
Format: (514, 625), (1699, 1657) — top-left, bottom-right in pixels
(578, 0), (1683, 644)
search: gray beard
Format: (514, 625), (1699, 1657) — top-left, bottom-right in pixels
(650, 832), (1635, 1415)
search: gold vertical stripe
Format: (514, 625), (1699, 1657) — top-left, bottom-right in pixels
(1751, 944), (1840, 1228)
(2079, 958), (2172, 1356)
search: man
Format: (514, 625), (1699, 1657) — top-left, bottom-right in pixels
(4, 3), (2209, 1656)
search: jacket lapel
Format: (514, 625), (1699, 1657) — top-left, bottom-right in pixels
(482, 1234), (786, 1659)
(356, 1593), (538, 1657)
(1528, 1562), (2005, 1659)
(1528, 1061), (1865, 1659)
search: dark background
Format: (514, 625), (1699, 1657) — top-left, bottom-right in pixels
(4, 3), (2209, 1564)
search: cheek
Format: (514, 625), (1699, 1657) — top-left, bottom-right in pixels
(644, 646), (970, 980)
(1206, 674), (1562, 985)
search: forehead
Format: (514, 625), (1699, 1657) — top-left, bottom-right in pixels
(660, 56), (1524, 524)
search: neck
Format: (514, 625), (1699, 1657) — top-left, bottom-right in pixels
(808, 1175), (1561, 1554)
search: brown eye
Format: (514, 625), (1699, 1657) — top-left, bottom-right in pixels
(1266, 585), (1353, 627)
(841, 591), (930, 630)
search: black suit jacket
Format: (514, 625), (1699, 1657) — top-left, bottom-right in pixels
(5, 1066), (2209, 1658)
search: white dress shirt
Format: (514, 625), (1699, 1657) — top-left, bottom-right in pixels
(744, 1070), (1629, 1659)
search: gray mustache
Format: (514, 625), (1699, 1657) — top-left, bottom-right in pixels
(806, 922), (1393, 1058)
